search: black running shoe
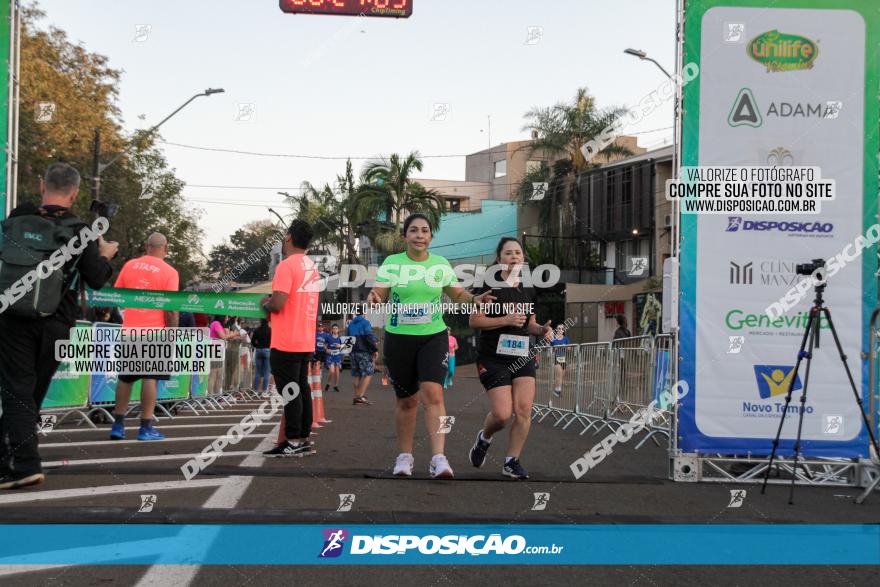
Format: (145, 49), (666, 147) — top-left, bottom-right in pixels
(469, 430), (491, 468)
(262, 441), (305, 458)
(502, 458), (529, 479)
(353, 396), (372, 405)
(333, 386), (340, 393)
(301, 440), (317, 455)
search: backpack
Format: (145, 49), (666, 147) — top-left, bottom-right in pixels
(0, 212), (85, 318)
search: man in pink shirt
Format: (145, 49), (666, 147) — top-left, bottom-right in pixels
(261, 220), (319, 457)
(110, 233), (179, 441)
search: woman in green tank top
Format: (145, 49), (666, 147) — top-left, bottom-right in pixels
(367, 214), (494, 478)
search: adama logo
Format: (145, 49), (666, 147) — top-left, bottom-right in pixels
(319, 528), (347, 558)
(748, 30), (818, 72)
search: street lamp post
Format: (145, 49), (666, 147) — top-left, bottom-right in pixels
(91, 88), (225, 202)
(623, 48), (677, 182)
(624, 46), (681, 338)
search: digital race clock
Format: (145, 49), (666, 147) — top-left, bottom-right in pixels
(279, 0), (413, 18)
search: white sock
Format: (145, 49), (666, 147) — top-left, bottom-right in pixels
(505, 456), (515, 464)
(479, 430), (492, 444)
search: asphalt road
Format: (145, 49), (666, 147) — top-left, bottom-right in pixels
(0, 364), (878, 585)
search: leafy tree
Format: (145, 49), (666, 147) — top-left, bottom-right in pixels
(521, 88), (632, 239)
(18, 4), (124, 202)
(206, 220), (279, 286)
(353, 151), (444, 253)
(17, 4), (205, 287)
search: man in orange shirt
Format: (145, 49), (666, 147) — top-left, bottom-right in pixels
(261, 220), (319, 457)
(110, 233), (179, 441)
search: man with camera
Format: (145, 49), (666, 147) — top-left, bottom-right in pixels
(0, 163), (118, 489)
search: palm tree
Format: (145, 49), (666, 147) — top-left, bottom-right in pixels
(288, 181), (339, 248)
(523, 87), (632, 171)
(521, 88), (633, 239)
(353, 151), (444, 253)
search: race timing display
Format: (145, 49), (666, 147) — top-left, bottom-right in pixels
(279, 0), (412, 18)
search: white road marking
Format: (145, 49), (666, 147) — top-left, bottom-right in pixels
(0, 412), (284, 581)
(43, 422), (276, 435)
(135, 564), (202, 586)
(136, 427), (280, 585)
(202, 475), (254, 509)
(0, 478), (227, 505)
(0, 565), (68, 577)
(40, 434), (269, 449)
(240, 423), (281, 468)
(43, 452), (253, 467)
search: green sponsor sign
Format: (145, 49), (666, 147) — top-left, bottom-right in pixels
(87, 288), (267, 318)
(158, 372), (192, 401)
(42, 322), (91, 409)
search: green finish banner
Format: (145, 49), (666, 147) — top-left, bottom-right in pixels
(158, 372), (192, 401)
(87, 288), (267, 318)
(42, 322), (91, 410)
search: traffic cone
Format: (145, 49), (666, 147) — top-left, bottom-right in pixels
(309, 364), (324, 429)
(382, 371), (388, 386)
(312, 363), (331, 424)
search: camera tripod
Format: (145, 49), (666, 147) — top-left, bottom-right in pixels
(760, 282), (880, 504)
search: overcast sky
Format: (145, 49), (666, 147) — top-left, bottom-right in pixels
(37, 0), (676, 250)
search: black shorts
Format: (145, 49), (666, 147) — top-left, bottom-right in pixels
(476, 357), (537, 391)
(118, 374), (171, 384)
(312, 351), (326, 364)
(384, 330), (449, 398)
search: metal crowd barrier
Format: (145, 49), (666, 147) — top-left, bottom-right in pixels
(532, 334), (676, 449)
(38, 328), (268, 429)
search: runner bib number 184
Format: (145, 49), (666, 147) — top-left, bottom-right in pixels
(497, 334), (529, 357)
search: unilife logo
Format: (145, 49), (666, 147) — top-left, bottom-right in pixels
(319, 528), (348, 558)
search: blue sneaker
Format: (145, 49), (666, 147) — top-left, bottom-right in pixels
(109, 422), (125, 440)
(502, 458), (530, 480)
(469, 430), (491, 468)
(137, 426), (165, 441)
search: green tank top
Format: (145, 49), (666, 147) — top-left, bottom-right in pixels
(375, 252), (458, 335)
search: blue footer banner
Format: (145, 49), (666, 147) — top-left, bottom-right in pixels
(0, 525), (878, 565)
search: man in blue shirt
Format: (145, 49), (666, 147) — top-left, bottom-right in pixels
(347, 309), (378, 405)
(312, 322), (331, 386)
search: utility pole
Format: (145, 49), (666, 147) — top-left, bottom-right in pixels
(91, 128), (101, 201)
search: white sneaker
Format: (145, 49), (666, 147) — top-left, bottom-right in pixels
(429, 454), (454, 479)
(393, 453), (414, 476)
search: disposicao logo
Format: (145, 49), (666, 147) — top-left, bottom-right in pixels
(319, 528), (348, 558)
(726, 217), (743, 232)
(748, 30), (818, 72)
(723, 217), (833, 236)
(754, 365), (802, 399)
